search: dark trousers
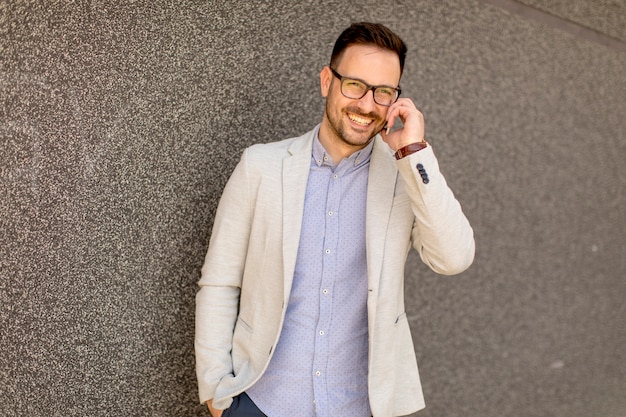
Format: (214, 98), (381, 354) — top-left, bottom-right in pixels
(222, 392), (267, 417)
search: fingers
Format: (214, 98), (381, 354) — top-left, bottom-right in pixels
(206, 400), (223, 417)
(386, 99), (424, 136)
(385, 98), (420, 129)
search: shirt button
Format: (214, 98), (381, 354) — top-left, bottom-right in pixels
(333, 174), (338, 179)
(315, 371), (321, 376)
(328, 210), (333, 216)
(325, 249), (331, 254)
(319, 330), (324, 335)
(322, 289), (328, 294)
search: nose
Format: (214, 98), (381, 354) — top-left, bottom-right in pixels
(355, 88), (378, 112)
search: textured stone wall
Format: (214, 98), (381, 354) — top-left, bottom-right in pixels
(1, 1), (624, 416)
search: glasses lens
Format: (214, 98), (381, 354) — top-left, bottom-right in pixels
(373, 87), (397, 106)
(337, 73), (398, 106)
(341, 79), (367, 99)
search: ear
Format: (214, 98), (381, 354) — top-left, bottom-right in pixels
(320, 66), (332, 98)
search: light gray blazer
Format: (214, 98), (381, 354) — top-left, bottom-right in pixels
(196, 126), (475, 417)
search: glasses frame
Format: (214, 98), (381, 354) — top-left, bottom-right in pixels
(330, 68), (401, 107)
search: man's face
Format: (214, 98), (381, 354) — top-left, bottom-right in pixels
(320, 44), (401, 151)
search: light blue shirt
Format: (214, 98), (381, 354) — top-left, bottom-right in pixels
(247, 131), (374, 417)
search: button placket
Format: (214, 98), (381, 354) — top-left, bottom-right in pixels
(313, 166), (340, 411)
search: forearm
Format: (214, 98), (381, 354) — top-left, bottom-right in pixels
(195, 284), (240, 403)
(398, 146), (475, 274)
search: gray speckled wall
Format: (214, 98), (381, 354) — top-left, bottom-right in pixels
(1, 1), (624, 416)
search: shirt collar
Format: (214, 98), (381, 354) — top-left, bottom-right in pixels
(312, 127), (375, 169)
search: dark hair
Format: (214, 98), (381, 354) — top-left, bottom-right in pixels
(330, 22), (408, 75)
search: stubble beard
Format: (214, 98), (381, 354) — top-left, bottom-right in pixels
(324, 103), (382, 149)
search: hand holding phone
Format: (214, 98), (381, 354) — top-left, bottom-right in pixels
(381, 98), (426, 151)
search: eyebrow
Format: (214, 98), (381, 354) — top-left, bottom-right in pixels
(337, 71), (399, 89)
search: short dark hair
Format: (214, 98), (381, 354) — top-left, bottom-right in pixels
(330, 22), (408, 75)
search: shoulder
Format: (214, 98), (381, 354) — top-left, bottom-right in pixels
(246, 136), (297, 157)
(243, 127), (316, 164)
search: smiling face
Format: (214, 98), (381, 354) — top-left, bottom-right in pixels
(319, 44), (401, 160)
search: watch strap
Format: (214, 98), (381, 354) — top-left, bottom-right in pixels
(394, 141), (428, 160)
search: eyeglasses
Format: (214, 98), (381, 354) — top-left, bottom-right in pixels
(330, 68), (401, 107)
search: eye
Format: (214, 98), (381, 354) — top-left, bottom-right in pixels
(344, 79), (366, 90)
(376, 87), (395, 97)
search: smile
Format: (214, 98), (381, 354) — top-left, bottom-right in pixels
(347, 112), (374, 126)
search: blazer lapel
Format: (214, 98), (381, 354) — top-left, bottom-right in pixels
(366, 137), (398, 327)
(281, 130), (315, 298)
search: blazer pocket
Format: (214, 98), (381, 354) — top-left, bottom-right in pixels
(235, 316), (253, 333)
(392, 194), (410, 207)
(232, 316), (253, 375)
(394, 312), (407, 325)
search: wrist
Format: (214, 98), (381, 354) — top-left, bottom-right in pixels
(394, 140), (428, 160)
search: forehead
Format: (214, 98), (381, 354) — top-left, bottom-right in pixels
(335, 44), (401, 86)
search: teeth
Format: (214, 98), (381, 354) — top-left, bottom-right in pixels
(348, 113), (373, 126)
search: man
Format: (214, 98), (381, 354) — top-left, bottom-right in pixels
(196, 22), (475, 417)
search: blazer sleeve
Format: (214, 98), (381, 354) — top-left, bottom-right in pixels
(397, 145), (475, 275)
(195, 148), (253, 404)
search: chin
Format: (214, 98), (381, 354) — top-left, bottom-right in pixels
(342, 132), (375, 148)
